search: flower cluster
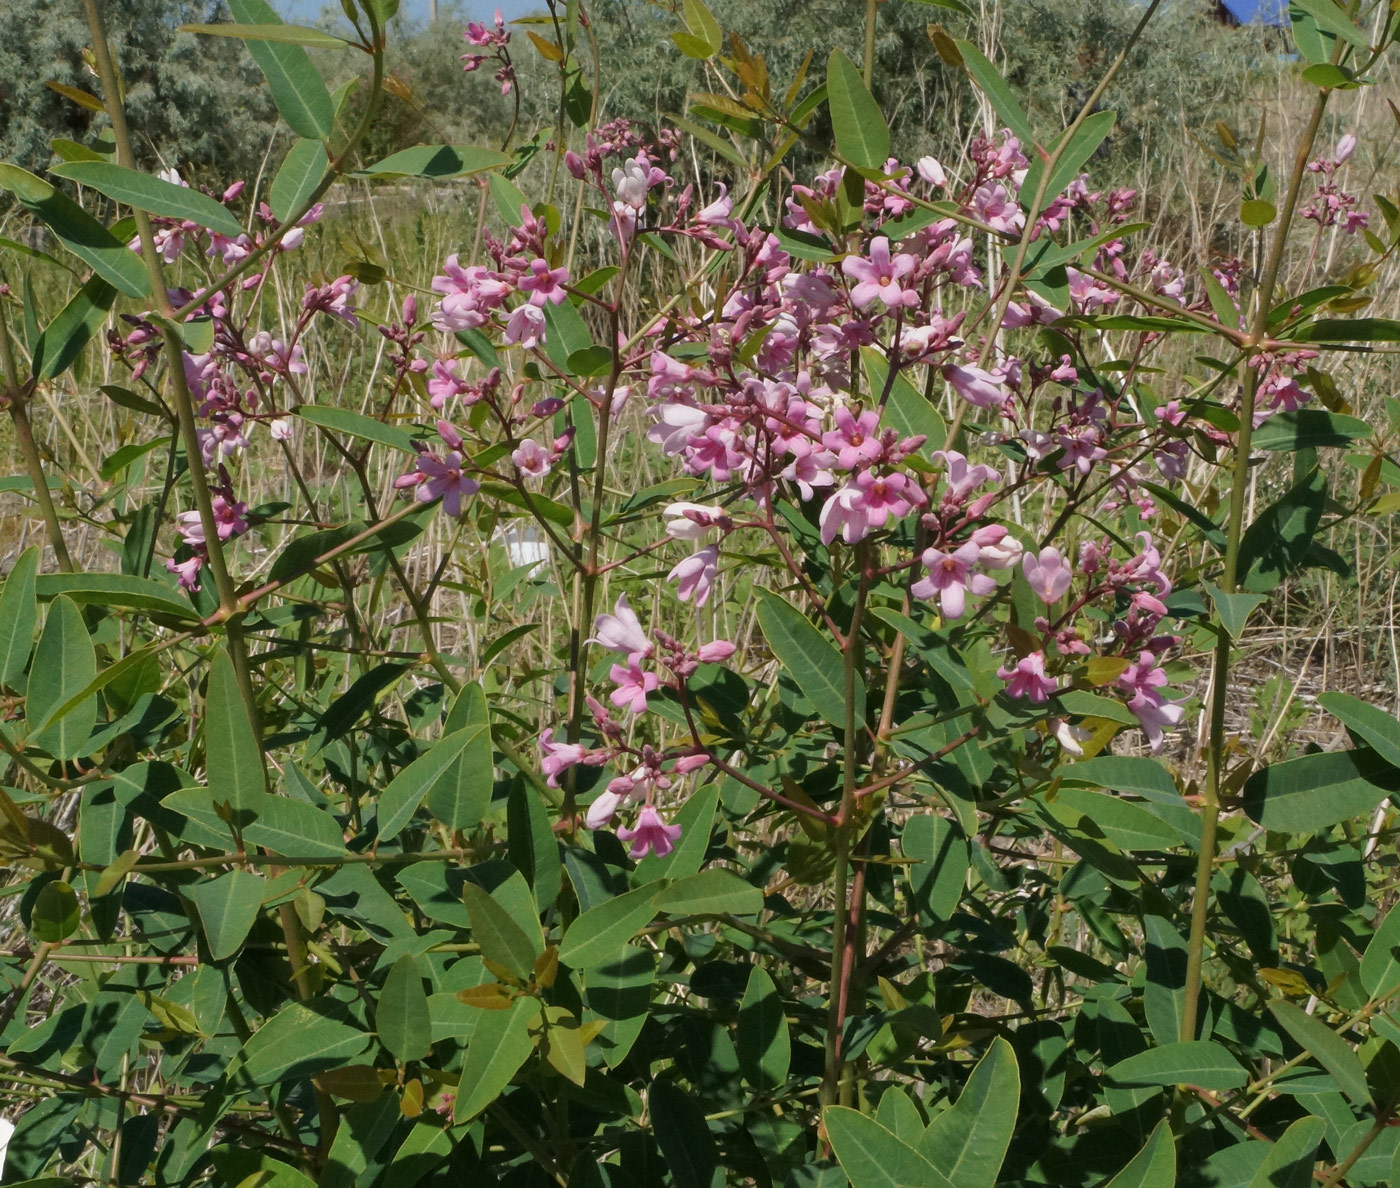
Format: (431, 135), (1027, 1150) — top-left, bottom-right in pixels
(537, 595), (734, 858)
(460, 10), (515, 96)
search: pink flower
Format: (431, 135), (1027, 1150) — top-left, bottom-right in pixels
(1022, 547), (1072, 604)
(696, 183), (733, 227)
(935, 450), (1000, 501)
(616, 805), (683, 859)
(668, 545), (719, 607)
(166, 554), (203, 591)
(663, 502), (727, 541)
(609, 659), (659, 715)
(1056, 426), (1107, 476)
(842, 237), (919, 309)
(1126, 689), (1185, 752)
(821, 407), (883, 471)
(519, 258), (570, 306)
(916, 156), (947, 187)
(697, 640), (736, 663)
(512, 438), (552, 478)
(943, 363), (1008, 410)
(589, 594), (651, 657)
(818, 472), (918, 546)
(998, 651), (1057, 703)
(540, 727), (590, 789)
(972, 182), (1024, 234)
(428, 359), (470, 410)
(911, 541), (996, 620)
(1335, 133), (1356, 164)
(504, 304), (547, 349)
(970, 524), (1022, 570)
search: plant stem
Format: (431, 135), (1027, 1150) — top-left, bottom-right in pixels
(863, 0), (877, 86)
(1180, 83), (1332, 1045)
(0, 315), (72, 570)
(821, 545), (870, 1109)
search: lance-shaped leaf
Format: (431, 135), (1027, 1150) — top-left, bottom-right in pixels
(1269, 1000), (1370, 1106)
(1105, 1040), (1248, 1091)
(826, 49), (890, 171)
(1246, 1117), (1325, 1188)
(205, 648), (265, 812)
(267, 138), (330, 222)
(559, 882), (663, 970)
(755, 587), (866, 729)
(376, 726), (490, 841)
(33, 276), (117, 381)
(24, 596), (97, 761)
(0, 545), (39, 692)
(461, 880), (542, 981)
(359, 145), (513, 180)
(918, 1036), (1019, 1188)
(50, 162), (244, 237)
(227, 0), (336, 140)
(238, 1002), (371, 1084)
(1317, 692), (1400, 770)
(952, 39), (1034, 146)
(190, 869), (265, 960)
(825, 1108), (956, 1188)
(0, 164), (148, 296)
(1102, 1121), (1176, 1188)
(736, 967), (789, 1091)
(1243, 747), (1400, 834)
(378, 954), (431, 1064)
(180, 21), (351, 48)
(452, 999), (540, 1122)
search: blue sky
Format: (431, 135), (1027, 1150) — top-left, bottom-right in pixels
(275, 0), (541, 22)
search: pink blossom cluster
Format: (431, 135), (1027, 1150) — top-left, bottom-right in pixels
(460, 10), (515, 95)
(1302, 134), (1369, 234)
(537, 595), (735, 857)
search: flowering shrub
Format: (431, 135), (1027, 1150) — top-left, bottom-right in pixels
(5, 1), (1400, 1186)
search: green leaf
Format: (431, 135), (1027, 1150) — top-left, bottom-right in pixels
(678, 0), (722, 56)
(33, 276), (116, 381)
(24, 596), (96, 761)
(1059, 755), (1178, 800)
(453, 999), (540, 1122)
(31, 880), (81, 943)
(1243, 747), (1400, 833)
(34, 573), (195, 620)
(901, 814), (967, 925)
(1245, 1117), (1325, 1188)
(205, 648), (264, 812)
(1318, 692), (1400, 770)
(238, 1002), (371, 1084)
(191, 869), (265, 960)
(488, 172), (531, 225)
(1022, 111), (1116, 209)
(650, 1081), (724, 1188)
(376, 727), (490, 841)
(655, 869), (762, 916)
(378, 954), (431, 1064)
(754, 587), (866, 729)
(0, 164), (148, 296)
(1205, 582), (1267, 640)
(1287, 0), (1369, 49)
(1238, 467), (1325, 593)
(559, 882), (663, 970)
(242, 796), (346, 857)
(917, 1036), (1019, 1188)
(1361, 901), (1400, 999)
(825, 1108), (955, 1188)
(227, 0), (335, 140)
(180, 21), (351, 48)
(953, 40), (1034, 146)
(424, 721), (493, 832)
(461, 880), (541, 981)
(359, 145), (513, 179)
(0, 545), (39, 692)
(860, 347), (944, 449)
(1253, 410), (1371, 451)
(268, 138), (329, 222)
(50, 162), (243, 238)
(1268, 1000), (1369, 1106)
(1105, 1041), (1248, 1090)
(736, 967), (789, 1091)
(1290, 317), (1400, 342)
(826, 49), (890, 171)
(1047, 787), (1180, 852)
(1102, 1121), (1176, 1188)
